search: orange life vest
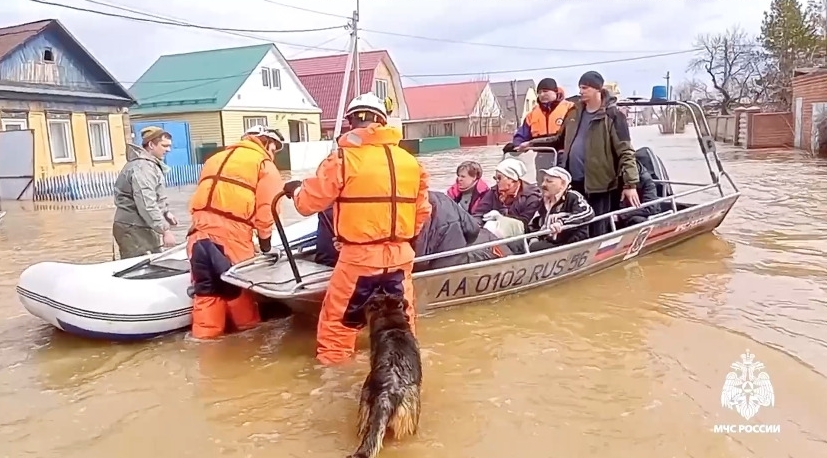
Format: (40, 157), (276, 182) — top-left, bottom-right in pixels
(525, 101), (574, 138)
(334, 126), (421, 245)
(189, 140), (270, 226)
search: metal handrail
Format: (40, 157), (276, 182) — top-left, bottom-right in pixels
(275, 181), (723, 292)
(228, 99), (738, 292)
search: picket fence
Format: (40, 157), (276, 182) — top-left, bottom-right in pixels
(33, 164), (204, 201)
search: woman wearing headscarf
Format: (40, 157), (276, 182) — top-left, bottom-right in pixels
(471, 157), (542, 239)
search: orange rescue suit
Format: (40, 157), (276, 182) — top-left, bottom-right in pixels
(525, 99), (574, 138)
(186, 138), (284, 339)
(293, 124), (432, 365)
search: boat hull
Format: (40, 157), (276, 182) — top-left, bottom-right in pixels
(223, 193), (740, 316)
(17, 216), (319, 341)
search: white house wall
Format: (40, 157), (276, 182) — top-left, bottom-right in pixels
(224, 48), (321, 114)
(471, 84), (502, 118)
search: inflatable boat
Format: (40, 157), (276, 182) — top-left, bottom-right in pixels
(17, 215), (319, 341)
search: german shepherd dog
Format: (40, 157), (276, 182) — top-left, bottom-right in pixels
(347, 292), (422, 458)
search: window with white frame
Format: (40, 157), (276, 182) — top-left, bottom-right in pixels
(374, 79), (389, 100)
(270, 68), (281, 89)
(261, 67), (281, 89)
(48, 119), (75, 162)
(299, 120), (308, 142)
(1, 119), (27, 131)
(261, 68), (271, 87)
(88, 119), (112, 161)
(243, 116), (268, 130)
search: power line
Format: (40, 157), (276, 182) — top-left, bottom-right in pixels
(288, 32), (351, 58)
(75, 0), (345, 52)
(402, 49), (700, 78)
(259, 0), (350, 19)
(30, 0), (347, 33)
(95, 48), (698, 86)
(360, 29), (694, 54)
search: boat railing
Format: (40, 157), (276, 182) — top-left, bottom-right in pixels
(281, 180), (723, 292)
(231, 99), (738, 292)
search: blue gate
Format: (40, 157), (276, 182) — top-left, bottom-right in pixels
(131, 120), (192, 167)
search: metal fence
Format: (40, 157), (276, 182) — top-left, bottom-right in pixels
(32, 164), (204, 201)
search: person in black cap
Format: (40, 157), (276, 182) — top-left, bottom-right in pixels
(503, 77), (574, 184)
(536, 70), (641, 238)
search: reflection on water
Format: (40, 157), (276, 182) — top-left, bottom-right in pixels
(1, 126), (827, 457)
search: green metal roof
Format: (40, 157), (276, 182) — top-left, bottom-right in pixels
(129, 44), (271, 115)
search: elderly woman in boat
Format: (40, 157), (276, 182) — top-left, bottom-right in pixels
(471, 157), (542, 239)
(446, 160), (488, 213)
(112, 126), (178, 259)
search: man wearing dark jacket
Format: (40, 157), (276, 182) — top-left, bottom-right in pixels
(536, 71), (641, 237)
(528, 167), (594, 252)
(616, 164), (659, 228)
(414, 191), (509, 272)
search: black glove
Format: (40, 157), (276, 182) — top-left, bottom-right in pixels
(259, 236), (272, 253)
(283, 180), (301, 199)
(502, 142), (516, 153)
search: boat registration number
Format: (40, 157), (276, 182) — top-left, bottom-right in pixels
(434, 248), (591, 299)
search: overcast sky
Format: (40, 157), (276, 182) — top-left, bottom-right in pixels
(5, 0), (772, 97)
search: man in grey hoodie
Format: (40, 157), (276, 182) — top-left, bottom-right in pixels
(112, 126), (178, 258)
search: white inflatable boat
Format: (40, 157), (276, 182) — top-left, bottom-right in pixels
(17, 215), (319, 341)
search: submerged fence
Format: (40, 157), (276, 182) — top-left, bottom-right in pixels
(33, 164), (204, 201)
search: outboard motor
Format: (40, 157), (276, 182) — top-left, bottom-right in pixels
(635, 147), (674, 212)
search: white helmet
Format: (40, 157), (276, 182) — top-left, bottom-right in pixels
(244, 125), (284, 146)
(345, 93), (388, 123)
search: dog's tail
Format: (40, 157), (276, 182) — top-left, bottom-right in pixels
(348, 395), (393, 458)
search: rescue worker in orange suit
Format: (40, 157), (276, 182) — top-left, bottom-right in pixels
(503, 78), (575, 184)
(186, 125), (286, 339)
(281, 93), (432, 365)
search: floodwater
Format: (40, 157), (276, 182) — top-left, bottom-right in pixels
(1, 125), (827, 457)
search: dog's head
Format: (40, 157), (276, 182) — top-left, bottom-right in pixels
(364, 292), (408, 323)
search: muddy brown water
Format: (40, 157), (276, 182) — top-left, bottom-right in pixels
(1, 126), (826, 457)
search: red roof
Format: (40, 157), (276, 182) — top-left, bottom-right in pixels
(403, 81), (487, 121)
(0, 20), (52, 60)
(289, 51), (390, 124)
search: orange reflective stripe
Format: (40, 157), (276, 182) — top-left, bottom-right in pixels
(334, 142), (420, 245)
(189, 142), (267, 226)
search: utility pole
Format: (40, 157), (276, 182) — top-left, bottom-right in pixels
(352, 0), (360, 98)
(663, 71), (671, 100)
(509, 80), (520, 126)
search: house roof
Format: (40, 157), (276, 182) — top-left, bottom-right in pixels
(0, 19), (133, 102)
(489, 79), (535, 122)
(289, 50), (387, 76)
(403, 81), (488, 121)
(297, 70), (375, 128)
(129, 44), (271, 115)
(288, 50), (389, 123)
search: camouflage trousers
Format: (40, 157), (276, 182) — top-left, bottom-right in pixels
(112, 222), (162, 259)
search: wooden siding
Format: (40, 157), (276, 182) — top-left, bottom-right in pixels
(21, 110), (129, 177)
(0, 28), (127, 99)
(220, 110), (321, 144)
(130, 111), (223, 147)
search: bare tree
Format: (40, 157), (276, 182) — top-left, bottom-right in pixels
(688, 27), (765, 114)
(674, 78), (710, 101)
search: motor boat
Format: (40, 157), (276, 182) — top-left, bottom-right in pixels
(17, 215), (319, 341)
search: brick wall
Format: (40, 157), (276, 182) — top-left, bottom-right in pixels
(792, 71), (827, 152)
(746, 112), (793, 149)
